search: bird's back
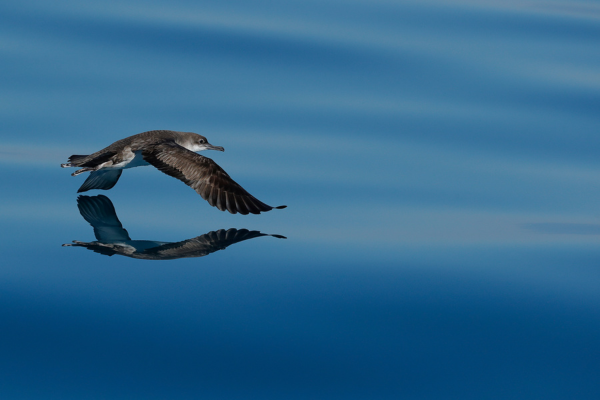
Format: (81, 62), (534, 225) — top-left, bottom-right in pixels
(68, 130), (179, 167)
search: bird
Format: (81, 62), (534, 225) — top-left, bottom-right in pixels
(61, 130), (286, 215)
(63, 195), (286, 260)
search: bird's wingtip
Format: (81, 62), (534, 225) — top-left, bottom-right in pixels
(275, 205), (287, 209)
(271, 234), (287, 239)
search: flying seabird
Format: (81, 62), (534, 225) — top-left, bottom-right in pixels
(61, 130), (286, 214)
(63, 195), (286, 260)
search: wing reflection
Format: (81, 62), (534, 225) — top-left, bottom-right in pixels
(63, 195), (286, 260)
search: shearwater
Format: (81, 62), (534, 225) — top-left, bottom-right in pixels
(61, 130), (287, 215)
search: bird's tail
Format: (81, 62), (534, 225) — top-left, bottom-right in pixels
(61, 154), (89, 168)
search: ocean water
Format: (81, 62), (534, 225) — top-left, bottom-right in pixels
(1, 0), (599, 398)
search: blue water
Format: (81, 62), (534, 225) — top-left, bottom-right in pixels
(1, 0), (600, 398)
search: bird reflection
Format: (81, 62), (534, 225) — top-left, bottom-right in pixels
(63, 195), (286, 260)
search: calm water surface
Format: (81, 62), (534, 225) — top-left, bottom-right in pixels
(1, 0), (600, 398)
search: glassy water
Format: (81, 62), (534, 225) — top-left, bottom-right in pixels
(1, 1), (599, 398)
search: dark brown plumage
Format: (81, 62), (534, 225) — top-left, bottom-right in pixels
(142, 142), (283, 214)
(61, 130), (286, 215)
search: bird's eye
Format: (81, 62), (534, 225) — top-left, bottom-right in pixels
(199, 139), (206, 144)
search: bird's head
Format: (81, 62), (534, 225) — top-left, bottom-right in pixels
(178, 131), (225, 153)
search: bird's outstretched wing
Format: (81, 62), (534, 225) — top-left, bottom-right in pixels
(139, 228), (284, 260)
(142, 142), (286, 214)
(78, 169), (123, 193)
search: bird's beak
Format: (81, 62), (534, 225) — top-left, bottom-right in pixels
(207, 144), (225, 152)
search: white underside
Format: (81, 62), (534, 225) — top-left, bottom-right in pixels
(104, 150), (149, 170)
